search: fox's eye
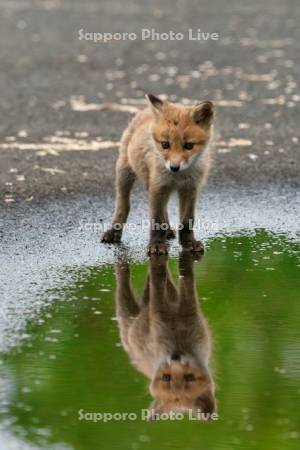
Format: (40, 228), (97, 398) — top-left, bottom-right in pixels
(183, 143), (194, 150)
(162, 374), (171, 381)
(161, 141), (170, 150)
(184, 373), (196, 382)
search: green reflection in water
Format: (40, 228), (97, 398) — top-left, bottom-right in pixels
(1, 230), (300, 450)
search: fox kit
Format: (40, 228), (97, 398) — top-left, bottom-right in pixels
(102, 94), (215, 254)
(115, 253), (216, 419)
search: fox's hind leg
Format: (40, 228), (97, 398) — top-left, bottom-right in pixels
(102, 157), (136, 243)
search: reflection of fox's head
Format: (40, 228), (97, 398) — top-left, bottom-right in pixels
(146, 94), (215, 173)
(149, 353), (215, 419)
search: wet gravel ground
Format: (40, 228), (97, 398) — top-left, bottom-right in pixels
(0, 0), (299, 206)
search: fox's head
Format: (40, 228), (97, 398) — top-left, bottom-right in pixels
(149, 353), (216, 419)
(146, 94), (215, 173)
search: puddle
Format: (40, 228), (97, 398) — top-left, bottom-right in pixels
(0, 231), (300, 449)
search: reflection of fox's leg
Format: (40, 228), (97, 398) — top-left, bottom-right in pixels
(149, 255), (168, 309)
(178, 187), (204, 253)
(140, 277), (150, 306)
(116, 261), (140, 317)
(178, 252), (200, 316)
(166, 269), (179, 303)
(102, 157), (136, 243)
(115, 261), (140, 350)
(149, 256), (178, 316)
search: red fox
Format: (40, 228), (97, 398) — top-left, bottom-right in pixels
(102, 94), (215, 254)
(115, 252), (216, 419)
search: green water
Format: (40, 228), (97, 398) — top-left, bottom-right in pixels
(1, 231), (300, 449)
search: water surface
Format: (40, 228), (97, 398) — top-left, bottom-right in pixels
(0, 231), (299, 450)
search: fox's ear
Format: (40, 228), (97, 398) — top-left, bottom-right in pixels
(191, 101), (214, 128)
(145, 94), (165, 116)
(147, 399), (164, 421)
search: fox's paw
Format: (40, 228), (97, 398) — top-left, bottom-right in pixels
(166, 228), (176, 240)
(181, 239), (204, 253)
(101, 228), (122, 244)
(147, 242), (168, 256)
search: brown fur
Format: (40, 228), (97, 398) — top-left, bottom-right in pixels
(115, 253), (216, 418)
(102, 94), (215, 254)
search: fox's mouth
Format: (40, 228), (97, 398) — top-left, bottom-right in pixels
(165, 161), (184, 172)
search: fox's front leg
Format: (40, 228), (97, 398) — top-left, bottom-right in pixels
(102, 158), (136, 243)
(148, 187), (172, 255)
(178, 187), (204, 253)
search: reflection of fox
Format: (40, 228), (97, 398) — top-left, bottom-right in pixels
(115, 253), (216, 419)
(102, 94), (215, 255)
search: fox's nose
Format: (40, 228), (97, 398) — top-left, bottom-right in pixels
(170, 165), (180, 172)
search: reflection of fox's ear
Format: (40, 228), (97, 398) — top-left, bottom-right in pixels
(147, 399), (164, 421)
(193, 390), (216, 420)
(145, 94), (165, 116)
(191, 101), (214, 128)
